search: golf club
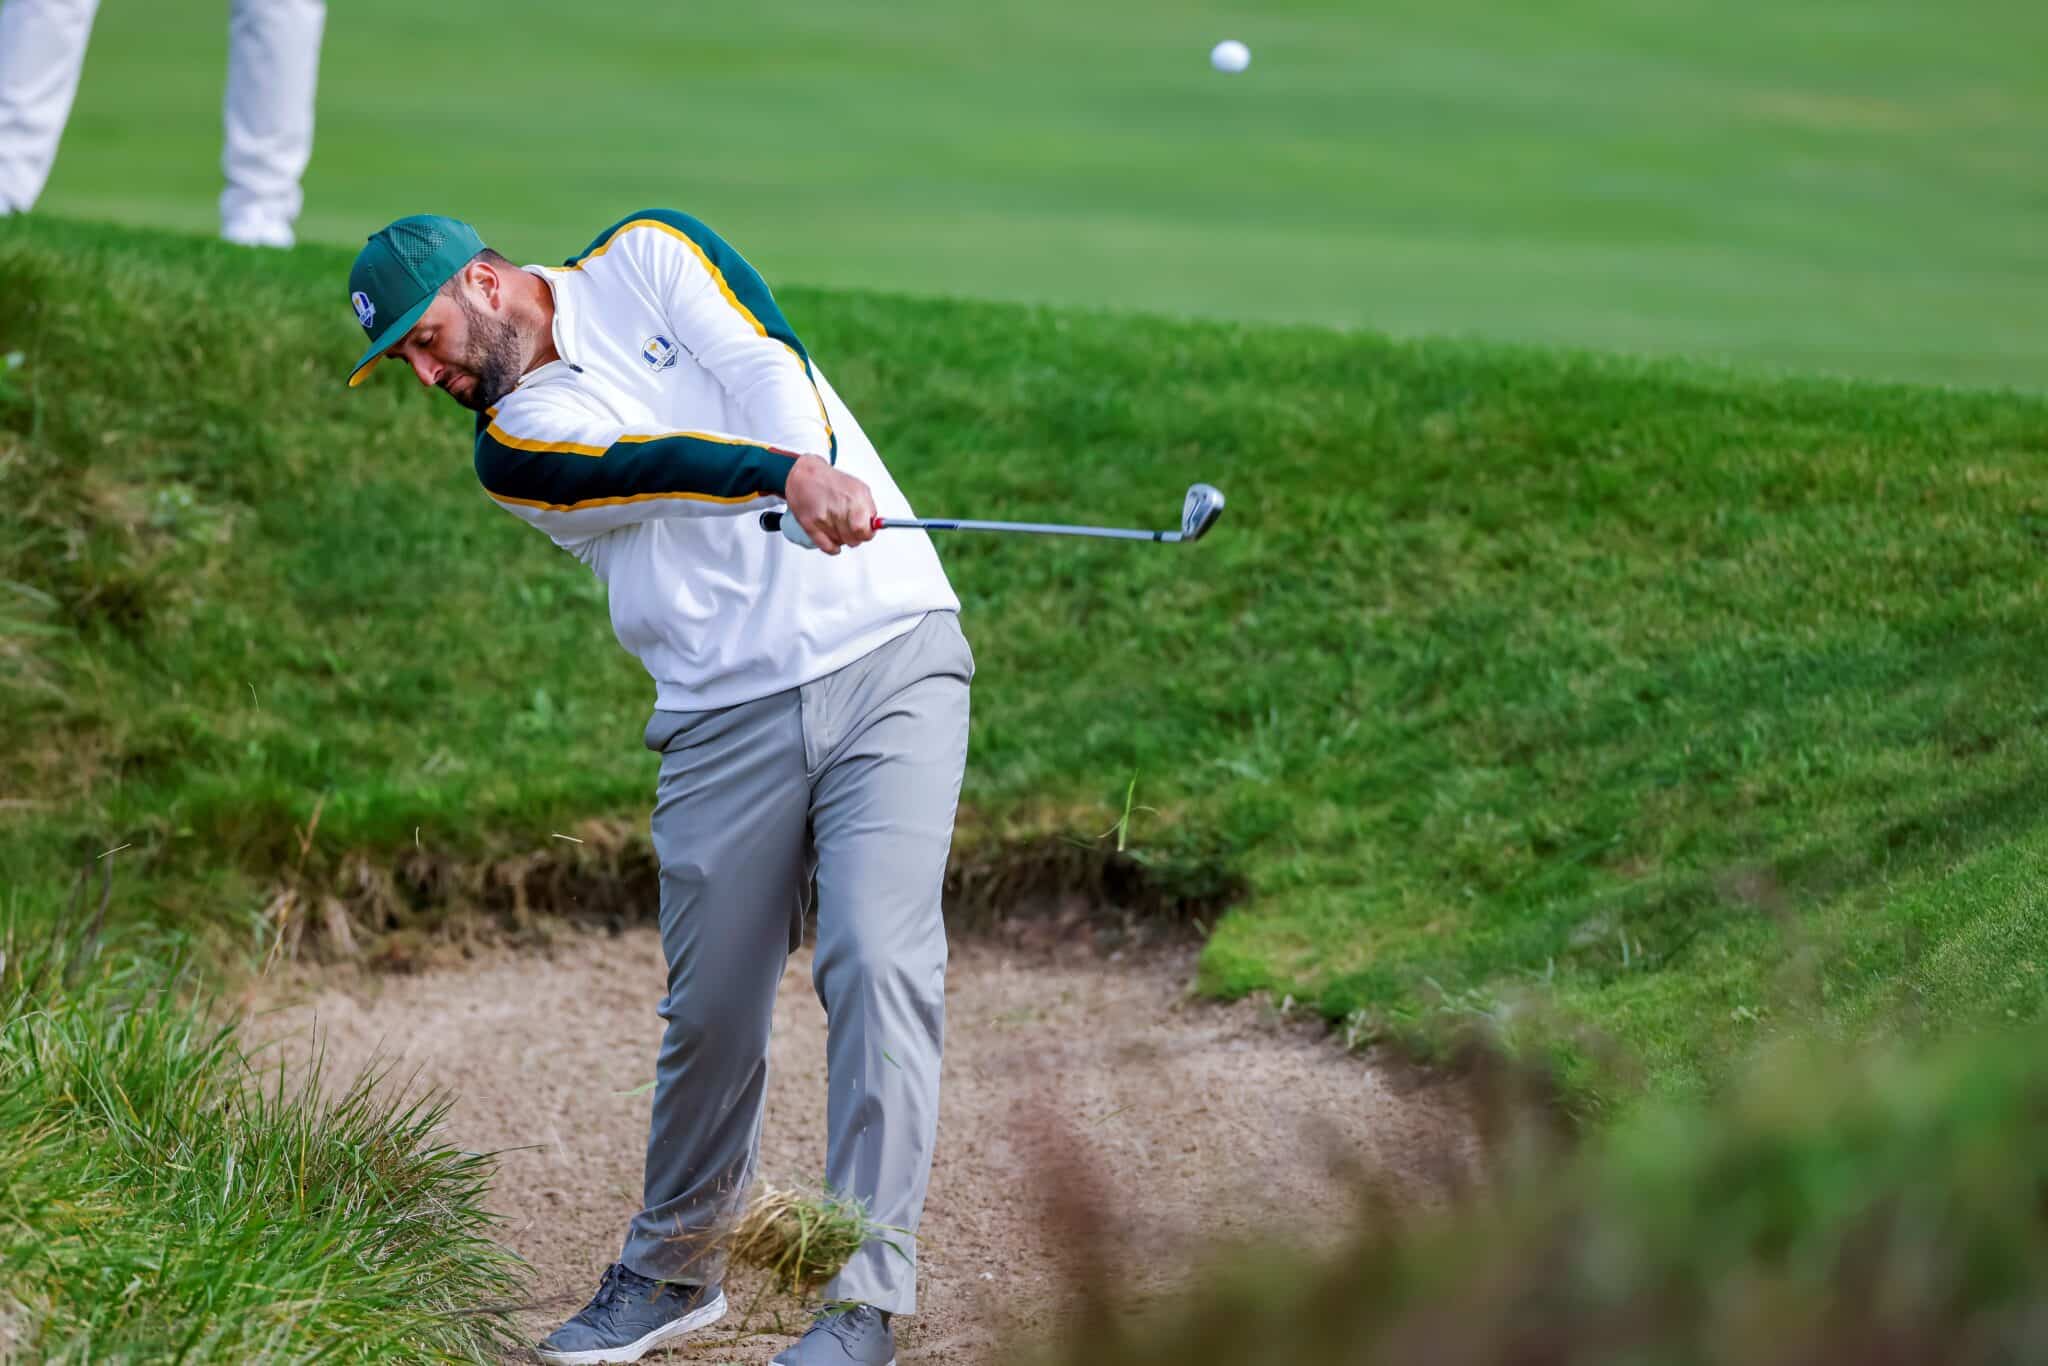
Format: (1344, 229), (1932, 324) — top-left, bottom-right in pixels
(761, 482), (1225, 550)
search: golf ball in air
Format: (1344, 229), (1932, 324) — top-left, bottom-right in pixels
(1210, 39), (1251, 74)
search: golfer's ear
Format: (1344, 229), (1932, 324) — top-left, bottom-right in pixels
(468, 257), (503, 308)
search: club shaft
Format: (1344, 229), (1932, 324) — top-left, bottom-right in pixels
(881, 516), (1177, 542)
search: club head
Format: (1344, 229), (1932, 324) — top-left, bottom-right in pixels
(1177, 483), (1226, 542)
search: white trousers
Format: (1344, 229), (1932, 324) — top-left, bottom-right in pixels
(0, 0), (325, 244)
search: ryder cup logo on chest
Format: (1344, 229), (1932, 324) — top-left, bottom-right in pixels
(350, 290), (375, 329)
(641, 334), (681, 372)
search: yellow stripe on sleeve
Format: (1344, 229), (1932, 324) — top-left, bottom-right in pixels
(488, 487), (768, 513)
(483, 420), (781, 460)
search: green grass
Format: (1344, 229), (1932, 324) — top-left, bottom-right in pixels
(0, 914), (522, 1360)
(32, 0), (2048, 389)
(7, 216), (2048, 1109)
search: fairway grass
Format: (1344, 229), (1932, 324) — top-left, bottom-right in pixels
(5, 216), (2048, 1108)
(32, 0), (2048, 389)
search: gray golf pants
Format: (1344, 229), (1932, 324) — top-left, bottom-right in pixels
(619, 610), (972, 1315)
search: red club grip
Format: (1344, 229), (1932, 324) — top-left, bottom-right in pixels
(872, 515), (887, 531)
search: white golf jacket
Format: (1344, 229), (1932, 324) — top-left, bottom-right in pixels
(473, 210), (958, 711)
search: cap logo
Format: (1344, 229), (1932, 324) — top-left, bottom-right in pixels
(642, 335), (680, 371)
(351, 290), (376, 329)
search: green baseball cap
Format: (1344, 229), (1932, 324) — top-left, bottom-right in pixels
(345, 214), (487, 387)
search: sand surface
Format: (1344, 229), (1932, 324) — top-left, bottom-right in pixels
(255, 927), (1473, 1363)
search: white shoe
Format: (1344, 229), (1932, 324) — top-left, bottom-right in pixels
(221, 218), (295, 249)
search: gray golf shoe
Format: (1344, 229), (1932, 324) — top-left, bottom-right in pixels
(771, 1302), (895, 1366)
(535, 1263), (726, 1365)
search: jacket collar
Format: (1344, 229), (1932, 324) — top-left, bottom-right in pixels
(516, 265), (582, 388)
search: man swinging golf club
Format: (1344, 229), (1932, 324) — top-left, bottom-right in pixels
(346, 210), (968, 1366)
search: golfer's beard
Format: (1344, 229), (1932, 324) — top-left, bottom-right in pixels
(450, 300), (525, 412)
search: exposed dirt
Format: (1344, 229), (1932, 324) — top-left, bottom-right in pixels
(255, 818), (1243, 971)
(251, 926), (1476, 1363)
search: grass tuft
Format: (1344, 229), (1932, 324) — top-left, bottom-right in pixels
(727, 1184), (892, 1299)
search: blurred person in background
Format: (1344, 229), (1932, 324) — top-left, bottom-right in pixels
(0, 0), (324, 246)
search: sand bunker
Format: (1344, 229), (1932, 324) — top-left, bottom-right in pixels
(254, 927), (1473, 1362)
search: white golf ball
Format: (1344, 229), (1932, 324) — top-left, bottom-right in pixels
(1210, 39), (1251, 74)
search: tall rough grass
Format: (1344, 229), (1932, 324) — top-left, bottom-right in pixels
(1037, 1026), (2048, 1365)
(0, 916), (523, 1362)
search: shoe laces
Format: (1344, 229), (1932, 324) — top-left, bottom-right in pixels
(588, 1263), (658, 1318)
(817, 1302), (881, 1343)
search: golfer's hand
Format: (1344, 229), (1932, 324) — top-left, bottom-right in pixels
(783, 455), (878, 555)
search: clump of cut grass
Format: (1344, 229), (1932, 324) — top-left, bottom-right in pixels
(727, 1184), (893, 1297)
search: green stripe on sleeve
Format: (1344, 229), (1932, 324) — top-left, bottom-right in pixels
(474, 425), (794, 511)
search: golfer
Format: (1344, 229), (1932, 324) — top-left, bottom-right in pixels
(346, 211), (969, 1366)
